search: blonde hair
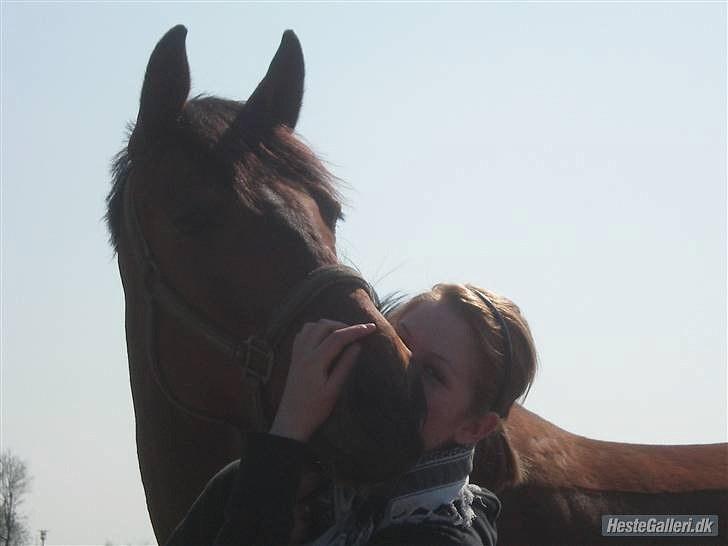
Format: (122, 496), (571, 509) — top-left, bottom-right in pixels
(386, 284), (538, 419)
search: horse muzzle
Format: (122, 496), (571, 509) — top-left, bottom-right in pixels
(309, 334), (426, 484)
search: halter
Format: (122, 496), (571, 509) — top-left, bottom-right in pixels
(123, 180), (379, 431)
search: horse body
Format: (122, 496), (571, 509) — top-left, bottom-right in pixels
(474, 405), (728, 545)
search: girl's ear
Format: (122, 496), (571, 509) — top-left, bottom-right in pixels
(454, 411), (500, 446)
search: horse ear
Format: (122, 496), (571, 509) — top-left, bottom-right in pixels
(245, 30), (304, 130)
(471, 424), (524, 493)
(134, 25), (190, 141)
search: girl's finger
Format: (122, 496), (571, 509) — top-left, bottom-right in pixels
(326, 342), (361, 393)
(306, 319), (352, 348)
(294, 322), (320, 345)
(315, 318), (351, 328)
(293, 320), (346, 352)
(315, 323), (376, 365)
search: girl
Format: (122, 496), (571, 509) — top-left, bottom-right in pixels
(167, 283), (538, 545)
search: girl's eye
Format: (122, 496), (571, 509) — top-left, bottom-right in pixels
(424, 364), (444, 384)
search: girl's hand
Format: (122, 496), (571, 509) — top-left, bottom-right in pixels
(270, 319), (377, 442)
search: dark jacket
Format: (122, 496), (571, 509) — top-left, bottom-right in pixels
(166, 433), (499, 546)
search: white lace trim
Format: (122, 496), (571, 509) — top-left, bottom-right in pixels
(379, 479), (483, 530)
(305, 447), (489, 546)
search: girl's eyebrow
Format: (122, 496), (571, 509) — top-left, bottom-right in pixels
(401, 320), (454, 373)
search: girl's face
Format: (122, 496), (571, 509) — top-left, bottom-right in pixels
(393, 298), (498, 451)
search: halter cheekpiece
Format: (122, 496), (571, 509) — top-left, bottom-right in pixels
(123, 179), (379, 430)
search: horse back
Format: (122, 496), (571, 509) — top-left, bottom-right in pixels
(472, 405), (727, 545)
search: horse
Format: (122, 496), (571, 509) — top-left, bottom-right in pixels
(108, 25), (728, 545)
(106, 25), (425, 543)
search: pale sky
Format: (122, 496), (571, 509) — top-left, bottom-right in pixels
(1, 3), (725, 545)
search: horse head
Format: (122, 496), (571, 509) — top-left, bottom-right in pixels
(107, 25), (424, 539)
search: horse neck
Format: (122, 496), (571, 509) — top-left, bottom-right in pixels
(118, 244), (243, 544)
(506, 404), (728, 493)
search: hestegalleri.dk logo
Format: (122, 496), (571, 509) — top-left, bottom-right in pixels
(601, 515), (718, 537)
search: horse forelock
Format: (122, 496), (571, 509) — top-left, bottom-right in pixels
(105, 95), (343, 254)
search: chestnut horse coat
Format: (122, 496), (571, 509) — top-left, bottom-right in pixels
(474, 405), (727, 545)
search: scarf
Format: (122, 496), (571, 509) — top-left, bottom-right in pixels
(305, 445), (495, 546)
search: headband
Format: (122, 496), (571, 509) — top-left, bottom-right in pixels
(468, 287), (513, 417)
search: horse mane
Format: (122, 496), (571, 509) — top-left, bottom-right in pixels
(105, 95), (344, 253)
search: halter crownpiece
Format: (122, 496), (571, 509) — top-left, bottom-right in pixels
(468, 287), (513, 418)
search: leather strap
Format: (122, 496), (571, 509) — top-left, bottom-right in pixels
(123, 180), (379, 430)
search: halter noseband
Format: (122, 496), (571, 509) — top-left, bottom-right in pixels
(123, 180), (379, 431)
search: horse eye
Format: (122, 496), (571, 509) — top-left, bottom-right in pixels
(173, 209), (215, 236)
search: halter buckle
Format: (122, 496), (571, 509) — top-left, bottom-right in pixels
(235, 337), (274, 384)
